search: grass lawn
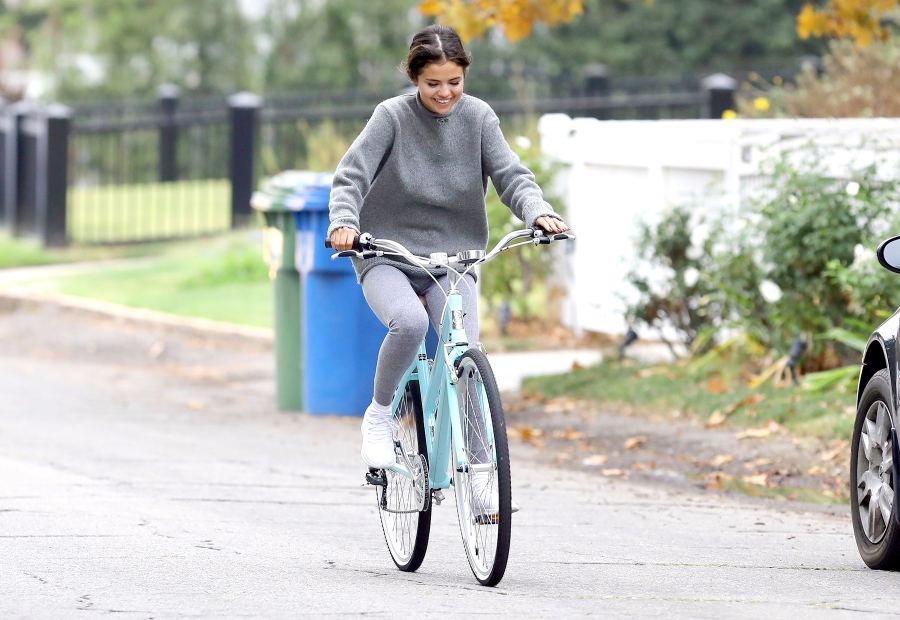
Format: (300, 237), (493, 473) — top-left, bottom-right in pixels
(68, 179), (231, 243)
(0, 230), (165, 269)
(25, 231), (274, 328)
(523, 348), (857, 442)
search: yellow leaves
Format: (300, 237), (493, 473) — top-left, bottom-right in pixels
(721, 109), (737, 120)
(797, 3), (831, 39)
(753, 97), (771, 112)
(418, 0), (585, 42)
(419, 0), (443, 14)
(796, 0), (897, 46)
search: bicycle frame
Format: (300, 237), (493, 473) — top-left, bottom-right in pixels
(330, 227), (572, 489)
(387, 277), (494, 490)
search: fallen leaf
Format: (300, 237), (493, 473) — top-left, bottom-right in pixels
(819, 443), (849, 462)
(631, 461), (656, 471)
(751, 457), (773, 467)
(553, 452), (573, 465)
(736, 420), (783, 440)
(581, 454), (609, 466)
(806, 465), (825, 476)
(186, 400), (207, 411)
(706, 394), (766, 428)
(710, 454), (734, 467)
(743, 473), (769, 486)
(706, 410), (727, 428)
(148, 341), (166, 358)
(624, 436), (647, 450)
(600, 468), (626, 477)
(510, 425), (545, 446)
(736, 428), (771, 439)
(552, 427), (586, 441)
(705, 376), (729, 394)
(706, 471), (732, 491)
(571, 360), (584, 371)
(544, 398), (579, 413)
(636, 367), (666, 378)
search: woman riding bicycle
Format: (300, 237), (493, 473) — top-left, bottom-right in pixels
(326, 24), (569, 479)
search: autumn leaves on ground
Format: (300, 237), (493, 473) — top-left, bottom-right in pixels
(510, 347), (853, 505)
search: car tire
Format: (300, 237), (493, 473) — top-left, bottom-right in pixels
(851, 368), (900, 570)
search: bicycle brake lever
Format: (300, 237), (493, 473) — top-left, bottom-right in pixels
(331, 250), (360, 260)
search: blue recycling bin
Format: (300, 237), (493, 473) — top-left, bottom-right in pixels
(286, 172), (387, 416)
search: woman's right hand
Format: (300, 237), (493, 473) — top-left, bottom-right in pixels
(329, 227), (357, 251)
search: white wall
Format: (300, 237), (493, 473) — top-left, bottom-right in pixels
(539, 115), (900, 337)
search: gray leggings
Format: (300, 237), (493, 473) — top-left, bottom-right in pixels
(361, 264), (479, 406)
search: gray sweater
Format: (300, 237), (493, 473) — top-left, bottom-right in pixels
(327, 92), (558, 282)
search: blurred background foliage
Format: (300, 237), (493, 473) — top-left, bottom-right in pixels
(0, 0), (825, 102)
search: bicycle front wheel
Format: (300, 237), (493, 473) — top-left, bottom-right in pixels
(377, 379), (431, 572)
(452, 348), (511, 586)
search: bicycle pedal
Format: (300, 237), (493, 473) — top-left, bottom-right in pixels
(365, 469), (387, 487)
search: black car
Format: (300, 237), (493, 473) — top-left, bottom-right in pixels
(852, 235), (900, 569)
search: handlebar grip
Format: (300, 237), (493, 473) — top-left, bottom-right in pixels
(324, 235), (364, 251)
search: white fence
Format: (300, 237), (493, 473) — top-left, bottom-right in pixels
(538, 115), (900, 338)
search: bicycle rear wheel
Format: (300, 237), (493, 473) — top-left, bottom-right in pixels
(377, 379), (431, 572)
(451, 348), (511, 586)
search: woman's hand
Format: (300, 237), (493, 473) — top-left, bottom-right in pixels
(329, 227), (358, 251)
(534, 215), (570, 235)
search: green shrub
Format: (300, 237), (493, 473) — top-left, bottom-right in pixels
(625, 145), (900, 367)
(480, 139), (563, 320)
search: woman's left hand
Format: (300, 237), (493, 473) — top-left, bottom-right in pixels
(534, 215), (570, 234)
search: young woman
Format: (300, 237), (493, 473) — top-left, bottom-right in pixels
(327, 25), (569, 500)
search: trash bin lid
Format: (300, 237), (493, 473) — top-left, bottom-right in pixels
(251, 170), (333, 212)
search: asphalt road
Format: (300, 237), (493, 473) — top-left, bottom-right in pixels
(1, 301), (898, 618)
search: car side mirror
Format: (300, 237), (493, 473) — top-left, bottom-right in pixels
(877, 235), (900, 274)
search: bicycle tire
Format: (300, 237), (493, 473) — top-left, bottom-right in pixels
(451, 348), (511, 586)
(377, 379), (432, 572)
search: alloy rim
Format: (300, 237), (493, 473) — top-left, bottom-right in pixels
(857, 400), (895, 543)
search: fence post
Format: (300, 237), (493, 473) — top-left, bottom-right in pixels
(583, 63), (609, 120)
(37, 104), (71, 247)
(229, 92), (262, 228)
(158, 83), (179, 182)
(702, 73), (737, 119)
(3, 100), (33, 236)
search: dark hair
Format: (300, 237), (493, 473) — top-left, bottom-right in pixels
(403, 25), (471, 81)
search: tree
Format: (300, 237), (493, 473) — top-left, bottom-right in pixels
(418, 0), (583, 42)
(797, 0), (899, 46)
(6, 0), (256, 101)
(261, 0), (421, 94)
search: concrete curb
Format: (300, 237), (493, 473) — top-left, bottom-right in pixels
(0, 288), (274, 347)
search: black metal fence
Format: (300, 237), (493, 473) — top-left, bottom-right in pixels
(0, 71), (740, 247)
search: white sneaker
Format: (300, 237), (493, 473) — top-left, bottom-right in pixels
(360, 409), (397, 469)
(469, 471), (520, 514)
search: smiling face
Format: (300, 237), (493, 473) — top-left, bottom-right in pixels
(415, 61), (465, 114)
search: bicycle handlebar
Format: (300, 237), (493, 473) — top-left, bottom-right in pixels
(325, 228), (574, 270)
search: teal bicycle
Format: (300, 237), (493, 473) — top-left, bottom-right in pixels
(330, 228), (573, 586)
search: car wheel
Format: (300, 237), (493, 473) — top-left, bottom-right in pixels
(851, 368), (900, 570)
